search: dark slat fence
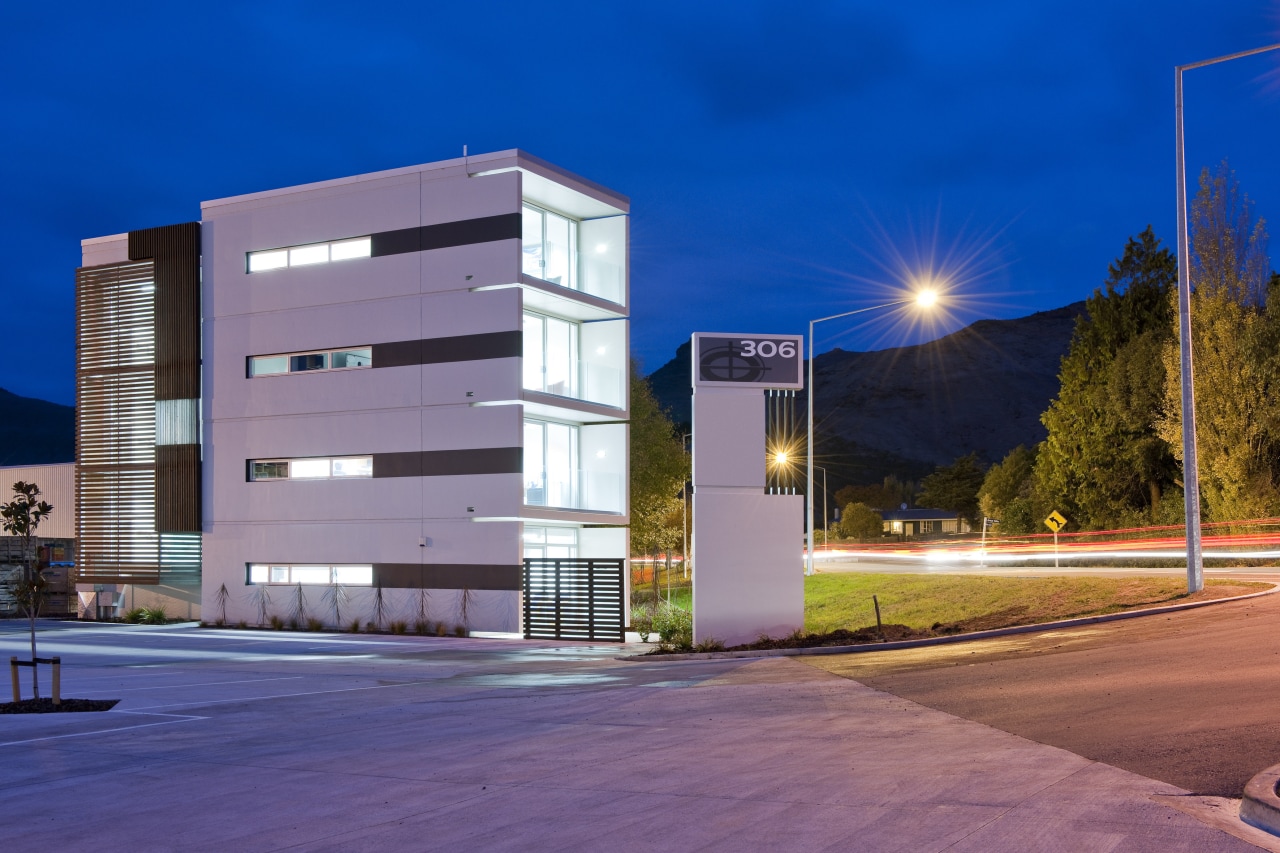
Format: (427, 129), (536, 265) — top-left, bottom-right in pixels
(523, 558), (625, 642)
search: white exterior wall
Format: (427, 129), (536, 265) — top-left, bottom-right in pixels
(199, 151), (628, 633)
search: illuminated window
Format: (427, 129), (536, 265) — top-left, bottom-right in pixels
(249, 456), (373, 481)
(247, 564), (373, 586)
(524, 420), (578, 508)
(247, 237), (371, 273)
(249, 347), (371, 377)
(521, 204), (577, 288)
(523, 312), (579, 397)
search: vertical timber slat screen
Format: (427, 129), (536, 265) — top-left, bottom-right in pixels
(523, 558), (625, 642)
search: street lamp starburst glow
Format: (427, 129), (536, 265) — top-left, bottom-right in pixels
(805, 290), (940, 575)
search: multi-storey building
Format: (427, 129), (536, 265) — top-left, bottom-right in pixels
(75, 151), (630, 633)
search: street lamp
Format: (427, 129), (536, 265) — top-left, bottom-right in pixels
(814, 465), (829, 546)
(1174, 42), (1280, 594)
(806, 291), (937, 575)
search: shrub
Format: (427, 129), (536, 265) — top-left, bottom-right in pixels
(348, 619), (362, 633)
(236, 620), (248, 630)
(453, 624), (466, 637)
(414, 619), (433, 636)
(306, 617), (325, 632)
(269, 614), (285, 630)
(631, 607), (655, 642)
(389, 620), (407, 635)
(122, 608), (146, 624)
(288, 618), (300, 631)
(653, 603), (692, 648)
(140, 606), (168, 625)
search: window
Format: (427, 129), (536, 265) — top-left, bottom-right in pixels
(249, 346), (371, 377)
(522, 526), (578, 558)
(247, 564), (373, 586)
(247, 237), (371, 273)
(523, 312), (579, 397)
(524, 420), (578, 507)
(522, 204), (577, 288)
(250, 456), (373, 481)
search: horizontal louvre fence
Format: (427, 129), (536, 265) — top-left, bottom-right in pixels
(77, 261), (161, 584)
(523, 558), (625, 642)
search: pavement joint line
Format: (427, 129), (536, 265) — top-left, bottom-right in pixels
(0, 713), (207, 747)
(627, 583), (1280, 663)
(75, 675), (306, 694)
(117, 677), (441, 711)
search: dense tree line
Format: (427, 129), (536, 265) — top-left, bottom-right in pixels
(982, 162), (1280, 532)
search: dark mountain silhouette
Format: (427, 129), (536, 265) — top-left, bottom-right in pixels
(0, 388), (75, 466)
(648, 302), (1086, 485)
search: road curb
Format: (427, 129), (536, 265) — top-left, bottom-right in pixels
(1242, 764), (1280, 838)
(621, 583), (1278, 662)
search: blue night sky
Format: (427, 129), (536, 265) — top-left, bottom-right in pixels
(3, 1), (1279, 405)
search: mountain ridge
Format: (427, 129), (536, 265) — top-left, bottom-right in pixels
(649, 302), (1086, 484)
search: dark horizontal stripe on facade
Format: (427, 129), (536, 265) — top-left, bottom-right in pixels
(373, 563), (521, 591)
(372, 447), (522, 478)
(370, 212), (521, 258)
(371, 330), (521, 368)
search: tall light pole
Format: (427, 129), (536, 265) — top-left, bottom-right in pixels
(806, 291), (937, 576)
(814, 465), (829, 546)
(1174, 42), (1280, 594)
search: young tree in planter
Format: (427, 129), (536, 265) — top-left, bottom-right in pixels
(1, 481), (54, 699)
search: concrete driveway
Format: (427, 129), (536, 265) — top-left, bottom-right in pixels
(0, 620), (1273, 852)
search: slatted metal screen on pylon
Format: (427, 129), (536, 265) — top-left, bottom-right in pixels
(523, 558), (625, 642)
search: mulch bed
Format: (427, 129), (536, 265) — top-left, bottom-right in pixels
(0, 698), (119, 714)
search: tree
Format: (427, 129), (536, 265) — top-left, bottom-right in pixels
(1036, 227), (1179, 528)
(917, 453), (985, 525)
(1, 481), (54, 698)
(838, 502), (883, 541)
(629, 363), (690, 599)
(1157, 162), (1280, 522)
(978, 445), (1038, 533)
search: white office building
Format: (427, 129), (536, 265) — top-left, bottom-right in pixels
(75, 151), (630, 634)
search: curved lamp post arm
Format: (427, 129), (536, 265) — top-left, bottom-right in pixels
(806, 300), (910, 576)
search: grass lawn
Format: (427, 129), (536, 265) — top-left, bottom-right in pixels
(803, 573), (1270, 635)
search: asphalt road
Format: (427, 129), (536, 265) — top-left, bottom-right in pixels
(805, 588), (1280, 798)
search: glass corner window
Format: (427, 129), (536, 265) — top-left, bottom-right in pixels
(521, 204), (577, 289)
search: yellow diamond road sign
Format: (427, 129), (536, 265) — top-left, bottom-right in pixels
(1044, 510), (1067, 533)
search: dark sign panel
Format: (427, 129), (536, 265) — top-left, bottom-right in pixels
(692, 334), (804, 389)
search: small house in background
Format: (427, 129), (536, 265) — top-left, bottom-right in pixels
(881, 508), (971, 537)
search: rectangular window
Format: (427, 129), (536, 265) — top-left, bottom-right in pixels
(247, 564), (373, 586)
(247, 237), (371, 273)
(522, 312), (579, 398)
(291, 353), (328, 372)
(249, 456), (374, 481)
(522, 526), (578, 559)
(249, 347), (372, 377)
(524, 419), (579, 508)
(521, 204), (577, 289)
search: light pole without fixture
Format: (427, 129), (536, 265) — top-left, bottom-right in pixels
(1174, 42), (1280, 594)
(814, 465), (829, 546)
(806, 291), (937, 576)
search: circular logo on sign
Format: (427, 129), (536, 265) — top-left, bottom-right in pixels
(699, 343), (767, 382)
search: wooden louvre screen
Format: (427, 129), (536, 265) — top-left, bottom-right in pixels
(523, 558), (625, 642)
(76, 260), (161, 584)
